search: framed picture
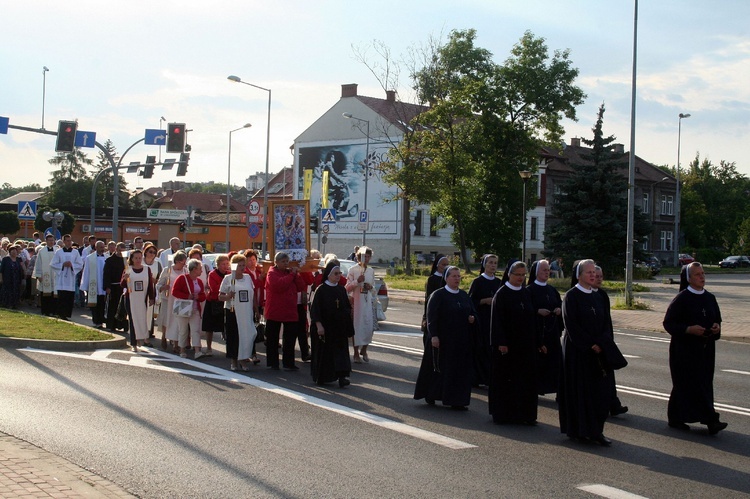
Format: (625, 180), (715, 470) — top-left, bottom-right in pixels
(268, 199), (310, 262)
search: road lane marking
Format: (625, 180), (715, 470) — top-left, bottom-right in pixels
(370, 340), (424, 355)
(18, 347), (476, 450)
(379, 321), (421, 329)
(616, 385), (750, 417)
(723, 369), (750, 376)
(577, 484), (648, 499)
(614, 331), (670, 343)
(623, 354), (640, 359)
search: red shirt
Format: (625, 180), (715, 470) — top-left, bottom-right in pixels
(171, 274), (207, 302)
(206, 269), (226, 301)
(264, 266), (306, 322)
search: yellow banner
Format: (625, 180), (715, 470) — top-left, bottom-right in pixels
(303, 169), (312, 200)
(321, 170), (329, 209)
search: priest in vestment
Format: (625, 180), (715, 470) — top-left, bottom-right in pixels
(33, 233), (58, 316)
(49, 234), (83, 320)
(81, 240), (108, 327)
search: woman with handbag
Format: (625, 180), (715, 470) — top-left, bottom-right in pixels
(156, 250), (187, 353)
(170, 258), (206, 358)
(122, 250), (156, 352)
(203, 254), (230, 358)
(219, 254), (258, 371)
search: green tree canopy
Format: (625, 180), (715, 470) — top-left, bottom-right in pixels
(46, 150), (93, 208)
(0, 211), (21, 236)
(544, 104), (650, 276)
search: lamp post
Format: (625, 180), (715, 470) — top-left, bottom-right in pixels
(674, 113), (691, 266)
(159, 116), (166, 163)
(342, 112), (370, 245)
(41, 66), (49, 130)
(226, 123), (252, 251)
(228, 75), (271, 258)
(519, 170), (532, 263)
(624, 0), (639, 307)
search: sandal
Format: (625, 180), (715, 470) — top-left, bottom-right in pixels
(251, 357), (261, 365)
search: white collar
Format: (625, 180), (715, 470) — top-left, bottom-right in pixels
(324, 280), (338, 287)
(592, 287), (600, 292)
(505, 282), (522, 291)
(481, 273), (495, 280)
(533, 279), (547, 286)
(575, 283), (593, 294)
(444, 285), (459, 294)
(687, 285), (705, 295)
(433, 271), (443, 277)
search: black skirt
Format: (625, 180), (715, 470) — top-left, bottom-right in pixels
(201, 300), (224, 332)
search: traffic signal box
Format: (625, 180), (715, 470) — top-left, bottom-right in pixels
(310, 217), (319, 233)
(55, 120), (78, 152)
(143, 155), (156, 179)
(167, 123), (186, 153)
(179, 222), (186, 232)
(176, 153), (189, 176)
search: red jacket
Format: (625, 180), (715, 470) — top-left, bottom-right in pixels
(206, 269), (226, 302)
(171, 274), (207, 303)
(264, 266), (306, 322)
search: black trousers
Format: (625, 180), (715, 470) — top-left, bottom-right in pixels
(57, 290), (74, 319)
(40, 293), (57, 316)
(296, 304), (310, 359)
(106, 284), (125, 330)
(265, 319), (298, 368)
(92, 294), (107, 325)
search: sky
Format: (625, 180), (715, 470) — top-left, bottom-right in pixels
(1, 1), (749, 193)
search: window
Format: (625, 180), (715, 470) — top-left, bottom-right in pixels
(530, 217), (538, 240)
(429, 214), (438, 236)
(661, 195), (674, 215)
(642, 235), (649, 251)
(642, 192), (650, 214)
(414, 210), (423, 236)
(660, 231), (673, 251)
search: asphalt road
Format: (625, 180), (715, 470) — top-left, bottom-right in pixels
(0, 300), (748, 498)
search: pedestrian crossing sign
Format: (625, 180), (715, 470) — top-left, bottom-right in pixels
(321, 208), (337, 224)
(18, 201), (37, 220)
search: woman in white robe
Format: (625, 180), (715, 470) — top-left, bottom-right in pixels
(142, 243), (162, 340)
(219, 254), (258, 371)
(122, 250), (155, 352)
(345, 246), (375, 363)
(156, 250), (188, 353)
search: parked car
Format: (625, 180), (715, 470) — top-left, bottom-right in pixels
(635, 256), (661, 276)
(718, 255), (750, 268)
(338, 259), (389, 314)
(678, 253), (695, 266)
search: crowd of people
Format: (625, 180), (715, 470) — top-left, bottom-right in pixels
(1, 233), (728, 441)
(415, 254), (728, 445)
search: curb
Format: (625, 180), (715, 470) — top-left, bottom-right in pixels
(0, 335), (127, 351)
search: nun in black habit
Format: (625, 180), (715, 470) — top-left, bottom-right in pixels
(489, 260), (539, 425)
(421, 254), (448, 344)
(414, 266), (477, 409)
(310, 260), (354, 388)
(663, 262), (727, 434)
(559, 259), (615, 445)
(526, 260), (563, 396)
(468, 254), (501, 386)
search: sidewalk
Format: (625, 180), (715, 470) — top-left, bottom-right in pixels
(0, 432), (133, 498)
(387, 274), (749, 343)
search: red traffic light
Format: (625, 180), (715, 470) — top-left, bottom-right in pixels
(167, 123), (186, 153)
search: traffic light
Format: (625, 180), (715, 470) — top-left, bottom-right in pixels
(309, 217), (319, 233)
(176, 153), (190, 176)
(55, 120), (78, 152)
(142, 156), (156, 179)
(179, 222), (186, 233)
(166, 123), (186, 153)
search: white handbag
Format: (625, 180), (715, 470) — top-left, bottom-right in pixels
(172, 298), (193, 318)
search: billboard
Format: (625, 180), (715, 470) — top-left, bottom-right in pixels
(298, 143), (399, 234)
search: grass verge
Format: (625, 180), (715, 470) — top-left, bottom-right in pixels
(611, 292), (651, 310)
(0, 309), (114, 341)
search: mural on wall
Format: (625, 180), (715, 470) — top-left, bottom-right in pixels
(298, 143), (399, 234)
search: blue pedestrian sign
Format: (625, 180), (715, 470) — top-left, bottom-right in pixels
(18, 201), (37, 220)
(0, 116), (8, 134)
(321, 208), (337, 224)
(145, 129), (167, 145)
(75, 131), (96, 148)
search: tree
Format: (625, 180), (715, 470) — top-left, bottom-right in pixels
(0, 182), (45, 200)
(544, 104), (650, 276)
(0, 211), (21, 236)
(93, 139), (130, 209)
(46, 150), (93, 207)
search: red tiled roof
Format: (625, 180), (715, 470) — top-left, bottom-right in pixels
(249, 167), (295, 202)
(540, 145), (675, 183)
(356, 95), (429, 132)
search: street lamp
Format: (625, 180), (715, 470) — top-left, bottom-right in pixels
(674, 113), (691, 266)
(41, 66), (49, 130)
(342, 112), (370, 245)
(228, 75), (271, 258)
(226, 123), (252, 251)
(519, 170), (533, 263)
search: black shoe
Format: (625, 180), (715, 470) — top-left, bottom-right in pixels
(707, 421), (728, 435)
(610, 405), (629, 417)
(425, 398), (435, 406)
(668, 421), (690, 431)
(302, 355), (312, 362)
(450, 405), (469, 411)
(593, 434), (612, 446)
(338, 377), (350, 388)
(267, 365), (280, 371)
(283, 365), (299, 371)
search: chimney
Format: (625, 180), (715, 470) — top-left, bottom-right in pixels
(341, 83), (358, 98)
(613, 143), (625, 154)
(570, 137), (581, 147)
(386, 90), (396, 102)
